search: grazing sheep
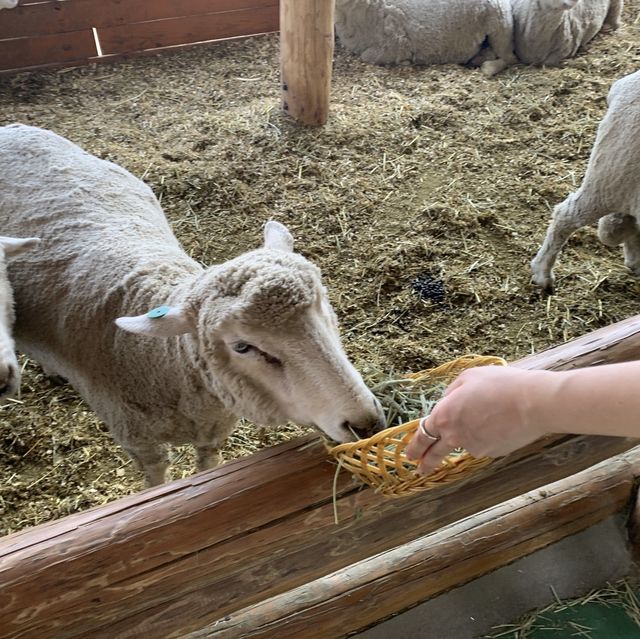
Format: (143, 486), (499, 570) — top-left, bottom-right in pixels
(0, 124), (386, 486)
(334, 0), (517, 76)
(531, 69), (640, 291)
(0, 236), (39, 399)
(512, 0), (623, 66)
(0, 0), (18, 8)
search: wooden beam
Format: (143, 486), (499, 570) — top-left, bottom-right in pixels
(0, 0), (279, 74)
(280, 0), (335, 125)
(0, 29), (97, 73)
(97, 5), (279, 56)
(2, 314), (640, 639)
(194, 446), (640, 638)
(0, 0), (278, 39)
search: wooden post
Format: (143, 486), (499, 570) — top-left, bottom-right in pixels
(3, 315), (640, 638)
(280, 0), (335, 125)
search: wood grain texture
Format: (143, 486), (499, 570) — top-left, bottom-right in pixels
(0, 0), (278, 39)
(97, 6), (278, 56)
(193, 447), (640, 638)
(280, 0), (335, 125)
(2, 315), (640, 638)
(0, 0), (278, 73)
(0, 29), (96, 72)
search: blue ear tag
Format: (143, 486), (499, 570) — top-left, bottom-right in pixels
(147, 306), (171, 319)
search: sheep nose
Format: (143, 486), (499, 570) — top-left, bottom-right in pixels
(342, 409), (387, 440)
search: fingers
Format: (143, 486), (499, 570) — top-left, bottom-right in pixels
(416, 438), (454, 475)
(442, 374), (464, 397)
(405, 417), (440, 460)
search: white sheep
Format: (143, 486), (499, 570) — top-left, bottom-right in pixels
(0, 124), (386, 486)
(0, 0), (18, 9)
(0, 236), (39, 399)
(334, 0), (517, 76)
(531, 69), (640, 291)
(511, 0), (623, 67)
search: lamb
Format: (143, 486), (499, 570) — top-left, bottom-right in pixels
(0, 124), (386, 486)
(531, 69), (640, 291)
(0, 1), (18, 9)
(0, 236), (39, 399)
(511, 0), (623, 67)
(334, 0), (517, 76)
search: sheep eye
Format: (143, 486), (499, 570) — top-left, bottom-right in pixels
(233, 342), (252, 354)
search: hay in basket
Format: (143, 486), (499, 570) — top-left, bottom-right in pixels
(328, 354), (507, 499)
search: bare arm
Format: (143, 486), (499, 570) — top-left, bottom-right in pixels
(406, 361), (640, 474)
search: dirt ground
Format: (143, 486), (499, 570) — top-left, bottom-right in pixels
(1, 6), (639, 536)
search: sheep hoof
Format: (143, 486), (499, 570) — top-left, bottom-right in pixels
(480, 59), (506, 77)
(624, 260), (640, 277)
(530, 269), (555, 293)
(46, 374), (68, 386)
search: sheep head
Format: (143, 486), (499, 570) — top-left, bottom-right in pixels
(116, 222), (385, 443)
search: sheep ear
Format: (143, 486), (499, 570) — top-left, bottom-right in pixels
(263, 221), (294, 252)
(0, 236), (41, 256)
(115, 306), (194, 337)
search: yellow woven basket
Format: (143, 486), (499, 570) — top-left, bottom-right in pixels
(328, 354), (507, 498)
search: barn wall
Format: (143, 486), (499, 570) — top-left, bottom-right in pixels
(0, 0), (279, 74)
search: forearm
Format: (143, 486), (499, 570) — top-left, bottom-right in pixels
(537, 361), (640, 439)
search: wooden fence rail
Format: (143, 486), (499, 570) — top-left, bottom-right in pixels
(0, 0), (279, 73)
(2, 314), (640, 638)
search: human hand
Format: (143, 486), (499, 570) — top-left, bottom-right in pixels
(405, 366), (555, 475)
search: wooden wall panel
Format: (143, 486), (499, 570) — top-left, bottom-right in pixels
(0, 0), (279, 73)
(0, 0), (278, 39)
(97, 6), (279, 55)
(0, 29), (96, 72)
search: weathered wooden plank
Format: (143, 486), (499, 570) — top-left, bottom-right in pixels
(98, 434), (637, 639)
(510, 312), (640, 371)
(97, 5), (279, 56)
(280, 0), (334, 125)
(2, 314), (640, 639)
(0, 0), (278, 39)
(200, 447), (640, 639)
(0, 29), (96, 72)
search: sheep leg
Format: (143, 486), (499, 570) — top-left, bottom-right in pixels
(531, 193), (603, 292)
(196, 445), (222, 472)
(360, 46), (395, 65)
(623, 233), (640, 275)
(481, 58), (509, 77)
(126, 443), (170, 487)
(597, 213), (636, 247)
(481, 27), (517, 76)
(598, 213), (640, 274)
(602, 0), (623, 31)
(39, 363), (67, 385)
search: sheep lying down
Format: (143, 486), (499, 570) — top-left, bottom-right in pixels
(512, 0), (623, 66)
(335, 0), (623, 74)
(0, 124), (385, 486)
(335, 0), (517, 76)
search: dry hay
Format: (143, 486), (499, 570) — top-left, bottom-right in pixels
(484, 577), (640, 638)
(1, 4), (639, 535)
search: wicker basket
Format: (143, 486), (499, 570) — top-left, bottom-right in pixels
(328, 354), (507, 498)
